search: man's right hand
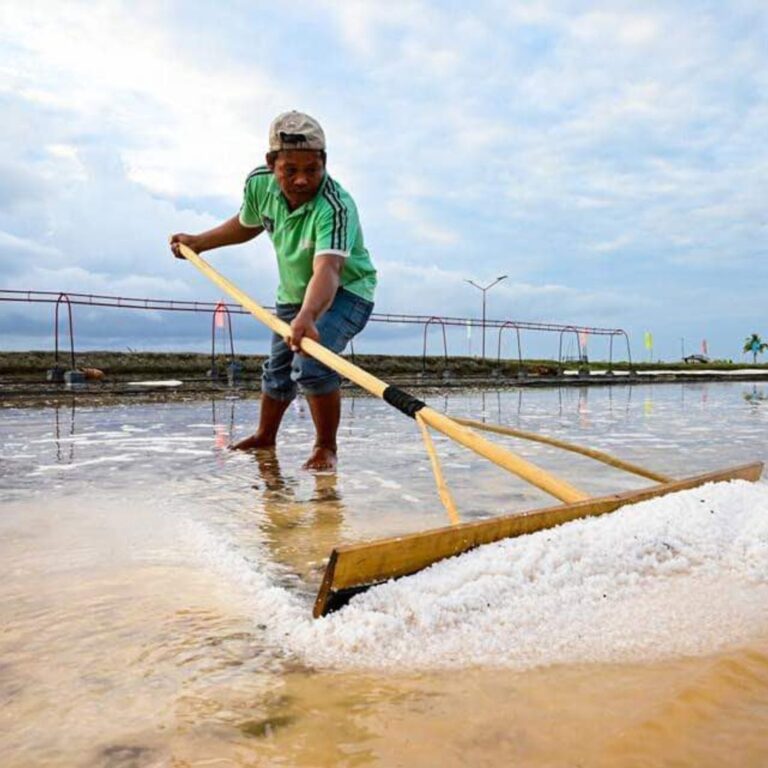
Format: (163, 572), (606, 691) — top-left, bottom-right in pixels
(169, 233), (200, 259)
(169, 216), (262, 259)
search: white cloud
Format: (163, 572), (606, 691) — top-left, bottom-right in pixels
(375, 260), (638, 325)
(26, 265), (194, 299)
(0, 1), (281, 201)
(588, 235), (633, 254)
(324, 0), (431, 58)
(0, 0), (766, 356)
(386, 198), (460, 246)
(570, 11), (661, 47)
(0, 229), (61, 259)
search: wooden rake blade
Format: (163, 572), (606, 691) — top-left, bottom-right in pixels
(313, 462), (764, 617)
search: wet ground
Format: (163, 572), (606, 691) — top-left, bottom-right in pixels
(1, 382), (767, 766)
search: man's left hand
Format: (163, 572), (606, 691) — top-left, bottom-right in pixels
(287, 310), (320, 352)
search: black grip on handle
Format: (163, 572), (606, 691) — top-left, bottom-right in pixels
(383, 385), (427, 418)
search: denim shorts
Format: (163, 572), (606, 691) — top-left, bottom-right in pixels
(262, 287), (374, 400)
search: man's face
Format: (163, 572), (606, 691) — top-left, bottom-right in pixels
(269, 150), (325, 209)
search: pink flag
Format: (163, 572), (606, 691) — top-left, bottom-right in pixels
(702, 339), (708, 356)
(214, 301), (226, 329)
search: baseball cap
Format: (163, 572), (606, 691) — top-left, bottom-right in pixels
(268, 111), (326, 151)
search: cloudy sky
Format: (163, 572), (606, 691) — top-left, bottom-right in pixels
(1, 0), (766, 361)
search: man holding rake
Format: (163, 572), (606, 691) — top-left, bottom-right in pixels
(171, 111), (377, 470)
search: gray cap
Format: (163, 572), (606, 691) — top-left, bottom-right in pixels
(269, 111), (326, 151)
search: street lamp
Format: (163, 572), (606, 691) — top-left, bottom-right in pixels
(464, 275), (508, 360)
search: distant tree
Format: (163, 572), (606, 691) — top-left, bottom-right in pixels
(743, 333), (767, 364)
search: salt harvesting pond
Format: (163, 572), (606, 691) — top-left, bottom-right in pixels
(2, 381), (768, 767)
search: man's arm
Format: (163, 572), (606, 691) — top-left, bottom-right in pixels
(170, 215), (263, 259)
(286, 254), (344, 351)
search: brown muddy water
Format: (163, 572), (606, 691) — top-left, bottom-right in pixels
(1, 382), (768, 767)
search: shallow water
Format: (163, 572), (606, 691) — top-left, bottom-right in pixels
(1, 382), (768, 766)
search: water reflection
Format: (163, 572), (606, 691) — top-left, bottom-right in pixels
(577, 387), (590, 428)
(744, 385), (768, 405)
(554, 384), (633, 422)
(54, 398), (76, 463)
(3, 385), (767, 768)
(249, 449), (345, 591)
(211, 397), (236, 450)
(478, 389), (506, 423)
(605, 384), (633, 419)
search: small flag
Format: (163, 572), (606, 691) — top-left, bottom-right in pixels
(644, 331), (653, 351)
(578, 331), (589, 353)
(702, 339), (708, 356)
(466, 320), (472, 339)
(214, 301), (226, 329)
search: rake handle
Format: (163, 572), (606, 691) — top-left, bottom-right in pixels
(179, 244), (588, 503)
(453, 417), (672, 484)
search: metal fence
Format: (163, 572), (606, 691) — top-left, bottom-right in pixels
(1, 289), (633, 373)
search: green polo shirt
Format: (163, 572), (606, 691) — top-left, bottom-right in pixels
(239, 167), (377, 305)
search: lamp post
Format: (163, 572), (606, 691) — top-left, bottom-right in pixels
(464, 275), (507, 360)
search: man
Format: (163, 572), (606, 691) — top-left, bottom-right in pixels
(170, 111), (376, 470)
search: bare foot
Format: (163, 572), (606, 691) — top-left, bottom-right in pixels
(303, 446), (337, 471)
(229, 433), (276, 451)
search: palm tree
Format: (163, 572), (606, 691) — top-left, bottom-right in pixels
(743, 333), (768, 364)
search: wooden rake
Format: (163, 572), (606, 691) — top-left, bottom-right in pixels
(179, 245), (764, 617)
